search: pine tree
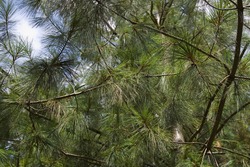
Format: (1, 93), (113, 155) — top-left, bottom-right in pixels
(1, 0), (250, 166)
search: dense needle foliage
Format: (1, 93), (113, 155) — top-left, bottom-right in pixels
(1, 0), (250, 166)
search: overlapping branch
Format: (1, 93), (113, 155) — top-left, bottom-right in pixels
(95, 0), (230, 74)
(174, 141), (250, 160)
(189, 75), (229, 141)
(59, 149), (105, 165)
(203, 0), (237, 11)
(216, 100), (250, 134)
(205, 0), (244, 152)
(5, 81), (108, 105)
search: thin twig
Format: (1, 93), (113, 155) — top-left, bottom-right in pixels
(59, 149), (105, 165)
(204, 0), (237, 11)
(174, 141), (250, 160)
(244, 23), (250, 30)
(228, 0), (237, 6)
(94, 38), (112, 74)
(0, 138), (20, 142)
(235, 75), (250, 80)
(210, 150), (220, 167)
(144, 73), (177, 78)
(25, 107), (52, 121)
(5, 81), (108, 105)
(189, 75), (229, 141)
(240, 42), (249, 59)
(95, 0), (230, 74)
(216, 100), (250, 134)
(214, 146), (250, 160)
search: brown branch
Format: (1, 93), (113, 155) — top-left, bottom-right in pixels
(96, 0), (137, 25)
(94, 39), (112, 74)
(244, 23), (250, 30)
(203, 0), (237, 11)
(229, 0), (237, 6)
(0, 137), (20, 142)
(209, 150), (220, 167)
(172, 141), (205, 146)
(149, 1), (158, 27)
(102, 18), (117, 35)
(28, 104), (36, 131)
(235, 75), (250, 80)
(95, 0), (230, 74)
(230, 1), (244, 78)
(88, 127), (103, 135)
(25, 107), (52, 121)
(26, 106), (103, 136)
(216, 100), (250, 133)
(27, 111), (100, 136)
(139, 25), (230, 73)
(32, 129), (105, 165)
(205, 0), (244, 152)
(159, 0), (174, 27)
(206, 151), (225, 155)
(59, 149), (105, 165)
(240, 42), (249, 59)
(214, 146), (250, 160)
(174, 141), (250, 160)
(194, 63), (212, 95)
(144, 73), (177, 78)
(244, 5), (250, 9)
(5, 82), (108, 105)
(189, 75), (228, 141)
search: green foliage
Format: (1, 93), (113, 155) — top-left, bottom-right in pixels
(1, 0), (250, 166)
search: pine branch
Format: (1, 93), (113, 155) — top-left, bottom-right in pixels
(244, 23), (250, 30)
(149, 1), (158, 27)
(229, 0), (237, 6)
(206, 0), (244, 152)
(159, 0), (174, 27)
(95, 0), (230, 74)
(214, 146), (250, 160)
(40, 140), (106, 166)
(239, 42), (249, 59)
(5, 81), (108, 105)
(209, 150), (220, 167)
(94, 38), (112, 73)
(203, 0), (237, 11)
(189, 75), (228, 141)
(25, 106), (52, 121)
(144, 73), (177, 78)
(216, 100), (250, 134)
(59, 149), (105, 165)
(0, 137), (20, 142)
(235, 75), (250, 80)
(140, 25), (230, 73)
(174, 141), (250, 160)
(26, 106), (104, 136)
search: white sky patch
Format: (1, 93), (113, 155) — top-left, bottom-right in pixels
(12, 0), (44, 55)
(15, 18), (43, 52)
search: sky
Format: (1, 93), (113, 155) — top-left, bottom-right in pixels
(13, 1), (44, 53)
(14, 18), (43, 51)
